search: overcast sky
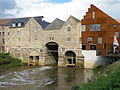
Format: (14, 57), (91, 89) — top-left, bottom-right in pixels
(0, 0), (120, 22)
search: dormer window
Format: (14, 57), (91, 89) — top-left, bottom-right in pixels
(12, 23), (16, 27)
(92, 11), (95, 19)
(18, 23), (21, 27)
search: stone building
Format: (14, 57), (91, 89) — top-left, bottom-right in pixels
(5, 16), (84, 67)
(0, 19), (13, 53)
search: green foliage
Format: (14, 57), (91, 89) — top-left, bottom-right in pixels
(93, 65), (104, 74)
(72, 60), (120, 90)
(0, 53), (21, 69)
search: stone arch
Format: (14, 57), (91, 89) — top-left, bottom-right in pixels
(29, 50), (40, 66)
(65, 51), (76, 64)
(45, 42), (59, 65)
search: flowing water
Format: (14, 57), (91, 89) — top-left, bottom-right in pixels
(0, 66), (93, 90)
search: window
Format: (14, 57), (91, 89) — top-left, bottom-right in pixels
(34, 26), (38, 31)
(8, 32), (10, 36)
(49, 37), (54, 40)
(82, 25), (86, 32)
(98, 37), (102, 44)
(79, 37), (82, 43)
(88, 37), (92, 43)
(2, 32), (4, 36)
(12, 23), (16, 27)
(104, 44), (107, 49)
(92, 11), (95, 19)
(90, 24), (100, 31)
(67, 27), (71, 31)
(0, 32), (1, 36)
(34, 35), (38, 40)
(18, 23), (21, 27)
(67, 37), (71, 41)
(82, 45), (86, 50)
(2, 39), (4, 44)
(90, 45), (96, 50)
(115, 32), (119, 37)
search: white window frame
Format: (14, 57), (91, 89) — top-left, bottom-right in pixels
(115, 32), (119, 37)
(98, 37), (102, 44)
(90, 24), (100, 31)
(18, 23), (21, 27)
(88, 37), (92, 43)
(82, 25), (86, 32)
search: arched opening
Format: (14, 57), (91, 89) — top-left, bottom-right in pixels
(29, 56), (33, 66)
(45, 42), (59, 65)
(65, 51), (76, 65)
(35, 56), (39, 65)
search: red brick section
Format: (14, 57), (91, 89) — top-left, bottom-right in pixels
(81, 4), (120, 56)
(0, 19), (13, 26)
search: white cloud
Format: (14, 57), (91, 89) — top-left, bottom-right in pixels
(5, 0), (120, 22)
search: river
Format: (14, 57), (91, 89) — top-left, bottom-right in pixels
(0, 66), (93, 90)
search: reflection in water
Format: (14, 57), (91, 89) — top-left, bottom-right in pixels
(0, 66), (93, 90)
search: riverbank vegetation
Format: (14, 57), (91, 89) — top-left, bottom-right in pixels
(72, 60), (120, 90)
(0, 53), (21, 70)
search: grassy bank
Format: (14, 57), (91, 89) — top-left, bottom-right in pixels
(72, 60), (120, 90)
(0, 53), (21, 70)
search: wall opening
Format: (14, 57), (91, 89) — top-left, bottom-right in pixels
(29, 56), (33, 66)
(65, 51), (76, 65)
(46, 42), (59, 65)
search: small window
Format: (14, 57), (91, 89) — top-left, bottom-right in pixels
(79, 37), (82, 43)
(115, 32), (119, 37)
(88, 37), (92, 43)
(62, 48), (65, 51)
(67, 37), (71, 41)
(12, 23), (16, 27)
(8, 32), (10, 36)
(92, 11), (95, 19)
(2, 32), (4, 36)
(98, 37), (102, 44)
(34, 35), (38, 40)
(49, 37), (54, 40)
(67, 27), (71, 31)
(82, 25), (86, 32)
(2, 39), (4, 44)
(18, 23), (21, 27)
(82, 45), (86, 50)
(104, 44), (107, 49)
(90, 45), (96, 50)
(34, 26), (38, 31)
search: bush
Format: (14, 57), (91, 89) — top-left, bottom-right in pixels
(72, 60), (120, 90)
(0, 53), (21, 69)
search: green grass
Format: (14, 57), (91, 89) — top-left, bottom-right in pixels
(72, 60), (120, 90)
(0, 53), (21, 70)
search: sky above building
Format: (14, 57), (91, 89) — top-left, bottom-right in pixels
(0, 0), (120, 22)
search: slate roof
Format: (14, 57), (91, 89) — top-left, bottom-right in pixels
(70, 16), (80, 22)
(45, 18), (65, 30)
(6, 16), (50, 29)
(0, 19), (13, 26)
